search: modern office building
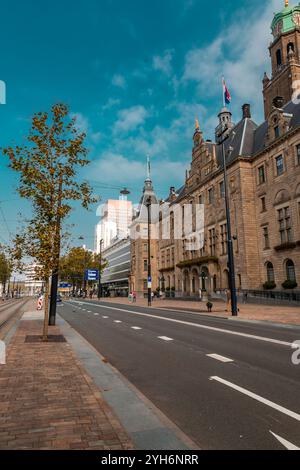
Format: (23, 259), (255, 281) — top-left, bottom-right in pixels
(101, 237), (131, 297)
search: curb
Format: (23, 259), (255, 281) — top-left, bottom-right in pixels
(94, 300), (300, 330)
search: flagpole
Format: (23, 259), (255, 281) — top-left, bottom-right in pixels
(222, 76), (225, 108)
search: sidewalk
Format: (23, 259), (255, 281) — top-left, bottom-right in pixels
(96, 297), (300, 326)
(0, 307), (133, 450)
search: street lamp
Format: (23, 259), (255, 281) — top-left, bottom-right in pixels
(98, 239), (104, 300)
(145, 196), (152, 307)
(218, 127), (238, 316)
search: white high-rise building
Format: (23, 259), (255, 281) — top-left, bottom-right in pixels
(95, 195), (133, 253)
(23, 263), (44, 296)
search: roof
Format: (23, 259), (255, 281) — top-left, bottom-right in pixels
(271, 2), (300, 35)
(163, 87), (300, 204)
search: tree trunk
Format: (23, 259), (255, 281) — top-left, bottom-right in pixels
(42, 278), (50, 341)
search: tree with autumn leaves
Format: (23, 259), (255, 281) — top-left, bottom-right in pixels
(0, 246), (12, 294)
(3, 103), (97, 340)
(59, 247), (107, 294)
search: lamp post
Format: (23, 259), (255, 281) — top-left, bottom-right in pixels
(97, 239), (104, 300)
(218, 127), (238, 317)
(145, 196), (152, 307)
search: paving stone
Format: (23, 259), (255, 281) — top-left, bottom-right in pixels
(0, 305), (133, 450)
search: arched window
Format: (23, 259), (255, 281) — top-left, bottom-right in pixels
(266, 262), (275, 282)
(276, 49), (282, 66)
(286, 260), (296, 282)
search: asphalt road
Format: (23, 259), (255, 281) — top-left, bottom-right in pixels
(59, 299), (300, 450)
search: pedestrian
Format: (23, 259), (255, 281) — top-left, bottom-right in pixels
(243, 292), (248, 304)
(132, 291), (137, 303)
(151, 291), (154, 302)
(206, 301), (213, 313)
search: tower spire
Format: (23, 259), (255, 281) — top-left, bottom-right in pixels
(146, 154), (151, 181)
(285, 0), (289, 7)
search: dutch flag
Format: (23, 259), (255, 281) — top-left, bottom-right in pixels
(222, 78), (231, 106)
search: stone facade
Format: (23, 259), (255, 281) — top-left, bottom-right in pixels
(156, 2), (300, 299)
(131, 2), (300, 300)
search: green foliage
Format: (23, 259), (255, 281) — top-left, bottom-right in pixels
(59, 247), (107, 287)
(263, 281), (276, 290)
(0, 247), (12, 287)
(282, 280), (298, 290)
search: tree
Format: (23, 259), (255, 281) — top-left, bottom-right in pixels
(59, 247), (107, 294)
(0, 246), (12, 293)
(3, 103), (97, 340)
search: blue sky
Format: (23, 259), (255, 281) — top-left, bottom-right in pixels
(0, 0), (284, 250)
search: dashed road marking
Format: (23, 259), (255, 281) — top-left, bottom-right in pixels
(131, 327), (142, 330)
(158, 336), (173, 342)
(114, 320), (122, 323)
(206, 354), (233, 363)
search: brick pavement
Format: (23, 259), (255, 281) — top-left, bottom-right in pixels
(95, 297), (300, 325)
(0, 312), (133, 450)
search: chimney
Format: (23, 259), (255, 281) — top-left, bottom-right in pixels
(273, 96), (284, 109)
(242, 104), (251, 119)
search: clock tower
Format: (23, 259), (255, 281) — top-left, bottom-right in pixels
(263, 1), (300, 118)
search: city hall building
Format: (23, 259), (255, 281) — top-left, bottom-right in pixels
(131, 2), (300, 301)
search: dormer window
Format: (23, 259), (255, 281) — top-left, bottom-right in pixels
(274, 125), (280, 139)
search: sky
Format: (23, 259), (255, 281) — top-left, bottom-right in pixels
(0, 0), (285, 250)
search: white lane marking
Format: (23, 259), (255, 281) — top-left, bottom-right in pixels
(87, 311), (92, 313)
(114, 320), (122, 323)
(102, 316), (109, 319)
(94, 313), (99, 316)
(158, 336), (173, 342)
(70, 301), (292, 347)
(210, 376), (300, 423)
(206, 353), (233, 363)
(270, 431), (300, 450)
(131, 327), (142, 330)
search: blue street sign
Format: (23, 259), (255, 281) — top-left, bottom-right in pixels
(59, 283), (72, 288)
(85, 269), (99, 281)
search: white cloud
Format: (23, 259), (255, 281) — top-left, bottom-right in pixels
(114, 105), (149, 133)
(112, 74), (126, 89)
(70, 112), (102, 143)
(87, 152), (189, 190)
(153, 50), (174, 76)
(102, 98), (121, 111)
(183, 0), (282, 120)
(70, 112), (89, 133)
